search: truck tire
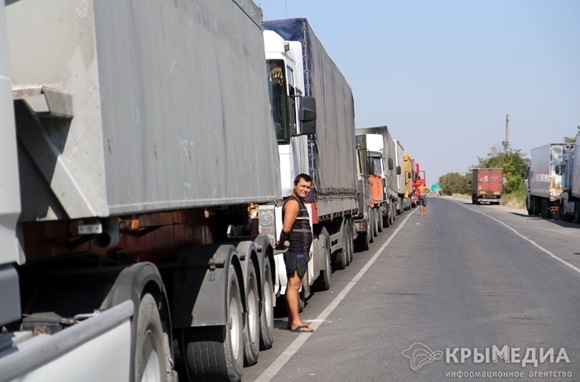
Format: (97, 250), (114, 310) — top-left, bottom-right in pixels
(243, 259), (260, 366)
(182, 264), (244, 382)
(332, 226), (347, 270)
(135, 293), (171, 382)
(346, 220), (354, 264)
(354, 231), (370, 252)
(377, 208), (384, 232)
(315, 229), (332, 289)
(532, 197), (540, 216)
(259, 256), (274, 350)
(541, 199), (552, 219)
(368, 209), (375, 243)
(383, 211), (391, 228)
(574, 201), (580, 223)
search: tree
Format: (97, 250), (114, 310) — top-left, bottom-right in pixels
(439, 172), (470, 195)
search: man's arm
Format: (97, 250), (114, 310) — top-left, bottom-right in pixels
(277, 199), (299, 249)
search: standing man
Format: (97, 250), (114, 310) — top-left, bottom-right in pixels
(417, 182), (429, 216)
(277, 173), (314, 333)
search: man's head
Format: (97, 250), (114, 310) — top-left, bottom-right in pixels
(293, 173), (312, 199)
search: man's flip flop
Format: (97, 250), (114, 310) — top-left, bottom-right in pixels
(288, 325), (313, 333)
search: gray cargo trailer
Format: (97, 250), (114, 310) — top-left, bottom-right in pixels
(1, 0), (280, 380)
(526, 143), (572, 219)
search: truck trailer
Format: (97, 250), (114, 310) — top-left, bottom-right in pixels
(556, 136), (578, 222)
(262, 18), (358, 287)
(527, 143), (573, 219)
(0, 1), (285, 381)
(471, 168), (503, 205)
(403, 153), (416, 208)
(394, 140), (409, 213)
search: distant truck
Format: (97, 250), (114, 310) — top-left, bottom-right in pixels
(556, 136), (578, 222)
(471, 168), (503, 205)
(355, 126), (399, 230)
(394, 140), (410, 213)
(403, 153), (415, 209)
(353, 134), (386, 251)
(412, 163), (427, 204)
(527, 143), (573, 218)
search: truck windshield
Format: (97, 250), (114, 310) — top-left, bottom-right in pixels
(267, 60), (290, 144)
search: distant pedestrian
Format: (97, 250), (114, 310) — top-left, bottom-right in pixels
(417, 183), (429, 216)
(276, 173), (314, 333)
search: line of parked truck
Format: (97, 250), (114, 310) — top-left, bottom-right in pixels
(526, 136), (580, 222)
(0, 2), (425, 381)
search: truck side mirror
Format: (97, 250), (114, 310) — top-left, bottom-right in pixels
(396, 165), (401, 175)
(388, 158), (394, 171)
(297, 96), (316, 135)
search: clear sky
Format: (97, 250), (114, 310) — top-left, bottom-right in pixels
(258, 0), (580, 186)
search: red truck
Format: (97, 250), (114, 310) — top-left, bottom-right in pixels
(472, 168), (503, 205)
(412, 163), (426, 206)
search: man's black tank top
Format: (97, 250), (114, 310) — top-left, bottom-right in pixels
(283, 195), (313, 254)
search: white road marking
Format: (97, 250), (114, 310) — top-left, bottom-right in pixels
(255, 211), (417, 381)
(459, 202), (580, 276)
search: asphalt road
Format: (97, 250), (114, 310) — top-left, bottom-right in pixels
(243, 197), (580, 382)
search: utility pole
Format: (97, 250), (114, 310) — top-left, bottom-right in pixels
(505, 114), (509, 151)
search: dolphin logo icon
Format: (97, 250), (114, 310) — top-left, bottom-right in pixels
(402, 342), (443, 371)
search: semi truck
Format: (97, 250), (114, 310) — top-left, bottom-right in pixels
(526, 143), (573, 219)
(394, 140), (410, 213)
(262, 18), (358, 284)
(403, 153), (417, 208)
(352, 134), (385, 251)
(403, 153), (416, 208)
(412, 163), (427, 204)
(0, 1), (293, 381)
(355, 126), (399, 229)
(556, 136), (578, 222)
(471, 168), (503, 205)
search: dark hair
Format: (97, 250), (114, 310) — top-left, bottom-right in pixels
(293, 173), (312, 185)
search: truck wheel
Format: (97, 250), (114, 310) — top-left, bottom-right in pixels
(368, 209), (375, 243)
(377, 208), (384, 232)
(135, 293), (170, 382)
(315, 229), (332, 289)
(532, 198), (540, 216)
(259, 256), (274, 350)
(384, 211), (391, 228)
(364, 231), (370, 250)
(346, 220), (354, 264)
(243, 260), (260, 366)
(574, 201), (580, 223)
(541, 199), (552, 219)
(181, 264), (244, 381)
(354, 231), (370, 252)
(333, 227), (347, 270)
